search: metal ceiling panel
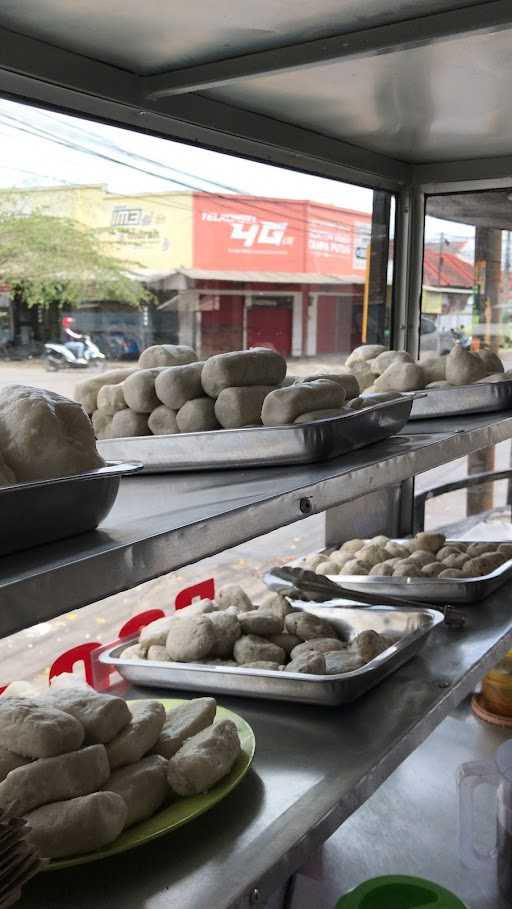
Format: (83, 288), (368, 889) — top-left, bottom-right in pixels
(205, 27), (512, 163)
(0, 0), (495, 74)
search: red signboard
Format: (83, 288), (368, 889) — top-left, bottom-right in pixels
(193, 194), (371, 279)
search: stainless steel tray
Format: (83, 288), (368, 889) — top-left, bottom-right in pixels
(99, 603), (442, 706)
(284, 539), (512, 605)
(0, 461), (142, 557)
(409, 378), (512, 419)
(97, 395), (413, 472)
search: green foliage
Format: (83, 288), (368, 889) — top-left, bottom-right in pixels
(0, 211), (149, 308)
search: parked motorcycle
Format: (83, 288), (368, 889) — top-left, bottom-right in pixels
(44, 336), (106, 371)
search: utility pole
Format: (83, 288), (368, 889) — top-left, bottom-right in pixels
(467, 226), (502, 516)
(437, 233), (444, 285)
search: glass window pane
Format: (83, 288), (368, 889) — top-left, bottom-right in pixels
(0, 97), (395, 378)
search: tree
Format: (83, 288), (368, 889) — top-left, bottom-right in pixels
(0, 210), (149, 309)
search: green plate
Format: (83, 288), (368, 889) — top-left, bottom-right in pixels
(48, 699), (256, 870)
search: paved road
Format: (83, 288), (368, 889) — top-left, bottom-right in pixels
(1, 359), (511, 688)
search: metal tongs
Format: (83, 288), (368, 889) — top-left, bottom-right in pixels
(264, 565), (465, 628)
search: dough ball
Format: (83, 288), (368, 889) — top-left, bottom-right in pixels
(370, 535), (389, 546)
(268, 633), (302, 655)
(408, 551), (435, 567)
(0, 744), (109, 816)
(167, 719), (241, 797)
(122, 368), (162, 413)
(261, 381), (346, 426)
(45, 688), (131, 745)
(349, 630), (388, 661)
(295, 373), (360, 400)
(26, 791), (127, 858)
(147, 645), (170, 662)
(498, 544), (512, 559)
(284, 651), (326, 674)
(384, 541), (411, 559)
(445, 343), (487, 385)
(208, 611), (242, 658)
(92, 408), (114, 440)
(0, 385), (103, 482)
(0, 697), (84, 758)
(294, 407), (345, 424)
(138, 344), (197, 369)
(148, 405), (179, 435)
(284, 612), (336, 641)
(0, 747), (29, 783)
(201, 349), (287, 398)
(290, 638), (345, 659)
(328, 551), (352, 569)
(97, 383), (126, 415)
(420, 355), (447, 384)
(475, 349), (504, 375)
(477, 553), (507, 573)
(384, 557), (402, 567)
(165, 615), (216, 662)
(178, 599), (216, 619)
(106, 700), (166, 769)
(316, 559), (339, 575)
(437, 545), (465, 560)
(215, 385), (275, 428)
(339, 539), (366, 555)
(354, 544), (388, 567)
(338, 559), (371, 575)
(466, 542), (494, 557)
(121, 643), (146, 661)
(442, 553), (468, 569)
(139, 616), (176, 650)
(154, 361), (205, 410)
(438, 568), (465, 578)
(421, 562), (444, 577)
(176, 397), (219, 432)
(352, 365), (377, 392)
(414, 532), (446, 553)
(345, 344), (386, 366)
(153, 697), (217, 759)
(347, 396), (364, 409)
(239, 611), (283, 636)
(215, 585), (253, 613)
(104, 754), (168, 829)
(233, 635), (286, 665)
(0, 451), (15, 485)
(372, 350), (413, 374)
(302, 553), (326, 569)
(324, 652), (365, 674)
(75, 367), (136, 414)
(373, 362), (426, 392)
(392, 562), (422, 577)
(369, 561), (394, 576)
(257, 592), (292, 620)
(111, 409), (148, 438)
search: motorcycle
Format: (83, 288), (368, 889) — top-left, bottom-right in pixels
(449, 327), (472, 349)
(43, 336), (106, 371)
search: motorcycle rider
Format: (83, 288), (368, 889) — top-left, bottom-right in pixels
(63, 326), (86, 360)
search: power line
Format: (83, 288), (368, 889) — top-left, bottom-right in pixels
(0, 110), (366, 238)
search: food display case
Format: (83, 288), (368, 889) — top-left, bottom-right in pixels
(2, 2), (512, 908)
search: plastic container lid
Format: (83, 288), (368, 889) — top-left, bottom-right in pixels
(335, 875), (468, 908)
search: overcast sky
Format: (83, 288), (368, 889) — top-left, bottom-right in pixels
(0, 97), (473, 242)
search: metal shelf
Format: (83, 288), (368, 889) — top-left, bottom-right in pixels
(18, 575), (512, 909)
(2, 412), (512, 638)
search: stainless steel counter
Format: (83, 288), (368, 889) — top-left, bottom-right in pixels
(2, 412), (512, 638)
(19, 576), (512, 909)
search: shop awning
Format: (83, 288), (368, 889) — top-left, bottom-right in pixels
(147, 267), (364, 295)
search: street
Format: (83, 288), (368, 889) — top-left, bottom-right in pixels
(0, 359), (511, 688)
